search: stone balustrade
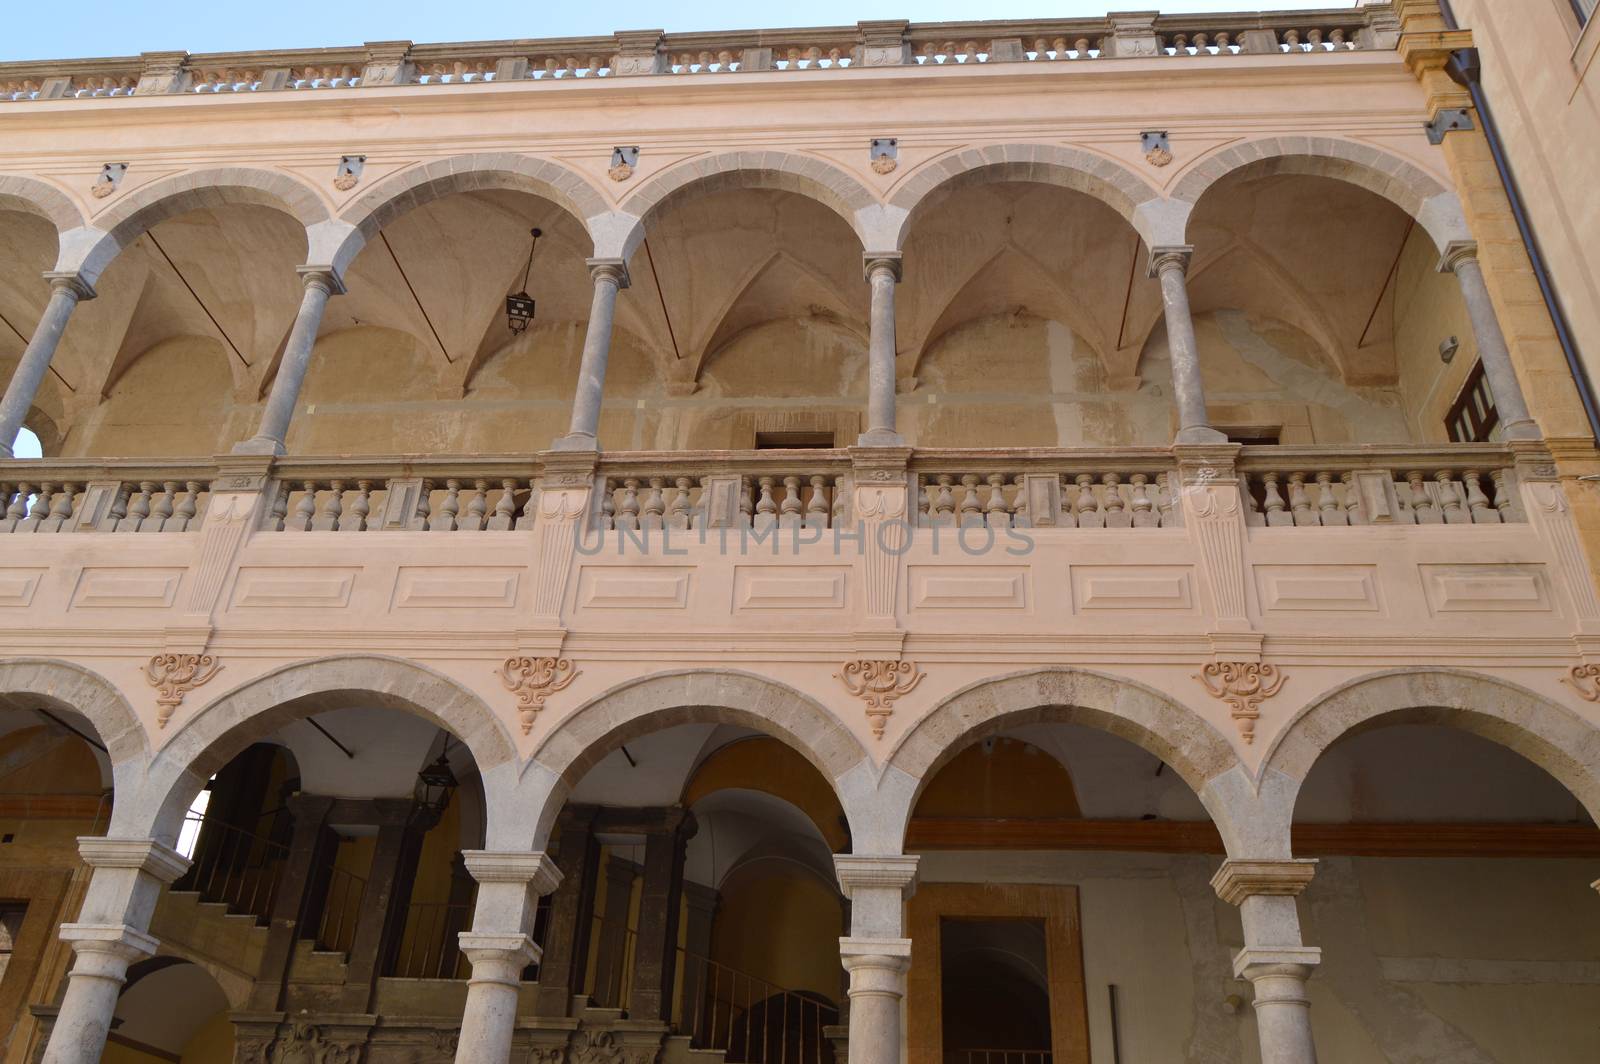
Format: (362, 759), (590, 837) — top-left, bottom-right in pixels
(912, 453), (1181, 529)
(0, 469), (213, 534)
(593, 451), (853, 531)
(0, 8), (1399, 102)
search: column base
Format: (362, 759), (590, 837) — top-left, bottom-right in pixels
(1176, 425), (1229, 444)
(232, 436), (286, 456)
(856, 429), (905, 447)
(551, 431), (600, 452)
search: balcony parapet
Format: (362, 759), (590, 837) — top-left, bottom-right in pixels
(0, 6), (1400, 102)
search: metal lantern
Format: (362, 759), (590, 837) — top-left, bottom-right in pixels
(415, 748), (459, 813)
(505, 227), (543, 335)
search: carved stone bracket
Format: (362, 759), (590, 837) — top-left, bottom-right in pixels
(144, 653), (222, 727)
(498, 656), (581, 734)
(1564, 664), (1600, 703)
(835, 659), (923, 739)
(1195, 661), (1286, 744)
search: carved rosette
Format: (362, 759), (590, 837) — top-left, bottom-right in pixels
(498, 656), (581, 734)
(1144, 145), (1174, 167)
(836, 659), (924, 739)
(144, 653), (222, 728)
(1564, 664), (1600, 703)
(607, 162), (634, 182)
(332, 172), (359, 191)
(871, 155), (897, 175)
(1195, 661), (1286, 744)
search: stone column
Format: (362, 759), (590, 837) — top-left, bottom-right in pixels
(631, 810), (695, 1022)
(554, 259), (629, 451)
(1441, 241), (1540, 440)
(41, 838), (189, 1064)
(534, 806), (601, 1016)
(1150, 247), (1226, 445)
(0, 273), (93, 458)
(836, 854), (918, 1064)
(859, 254), (904, 446)
(235, 267), (343, 456)
(1211, 859), (1322, 1064)
(454, 851), (562, 1064)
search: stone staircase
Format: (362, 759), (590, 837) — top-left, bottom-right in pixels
(148, 888), (271, 985)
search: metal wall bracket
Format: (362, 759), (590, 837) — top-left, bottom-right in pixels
(1425, 108), (1474, 145)
(870, 137), (898, 162)
(612, 146), (640, 169)
(1141, 131), (1170, 155)
(334, 155), (365, 190)
(94, 163), (127, 193)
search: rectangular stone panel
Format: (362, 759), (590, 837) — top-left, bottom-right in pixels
(1254, 565), (1381, 613)
(733, 566), (848, 610)
(576, 567), (692, 609)
(393, 567), (522, 609)
(1419, 564), (1553, 614)
(230, 566), (358, 609)
(69, 567), (184, 609)
(907, 566), (1029, 610)
(0, 568), (46, 607)
(1069, 566), (1195, 611)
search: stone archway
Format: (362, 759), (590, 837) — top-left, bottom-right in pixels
(0, 175), (86, 235)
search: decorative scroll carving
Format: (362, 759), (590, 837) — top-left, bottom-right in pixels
(570, 1029), (623, 1064)
(1564, 664), (1600, 703)
(836, 659), (924, 739)
(498, 656), (581, 733)
(269, 1021), (364, 1064)
(144, 653), (222, 727)
(1195, 661), (1285, 744)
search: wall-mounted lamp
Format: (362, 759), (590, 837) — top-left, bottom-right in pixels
(1439, 336), (1460, 364)
(505, 227), (542, 335)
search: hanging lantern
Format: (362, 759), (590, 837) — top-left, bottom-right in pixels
(414, 746), (459, 814)
(505, 227), (542, 335)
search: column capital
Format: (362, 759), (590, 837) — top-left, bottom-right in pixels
(835, 853), (919, 899)
(839, 935), (912, 972)
(1147, 245), (1194, 279)
(42, 271), (96, 302)
(1232, 944), (1322, 982)
(863, 253), (903, 282)
(586, 257), (631, 288)
(1211, 858), (1317, 905)
(462, 850), (563, 894)
(77, 837), (190, 884)
(1437, 239), (1480, 275)
(457, 931), (540, 983)
(295, 265), (347, 296)
(58, 922), (160, 963)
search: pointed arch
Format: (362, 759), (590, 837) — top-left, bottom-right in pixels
(610, 151), (879, 261)
(0, 174), (85, 234)
(888, 143), (1161, 250)
(1170, 136), (1469, 252)
(525, 669), (871, 848)
(885, 667), (1247, 855)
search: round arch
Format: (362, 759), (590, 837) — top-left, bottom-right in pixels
(0, 174), (86, 234)
(332, 153), (610, 275)
(885, 667), (1247, 853)
(887, 143), (1162, 250)
(609, 151), (880, 260)
(0, 657), (148, 766)
(1263, 668), (1600, 827)
(129, 655), (517, 843)
(1170, 136), (1470, 252)
(525, 669), (871, 847)
(67, 167), (329, 284)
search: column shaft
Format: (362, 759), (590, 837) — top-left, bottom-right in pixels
(555, 259), (628, 451)
(1151, 248), (1225, 445)
(1212, 859), (1321, 1064)
(0, 276), (91, 458)
(859, 256), (903, 446)
(835, 854), (918, 1064)
(237, 270), (339, 455)
(453, 851), (561, 1064)
(1447, 246), (1539, 439)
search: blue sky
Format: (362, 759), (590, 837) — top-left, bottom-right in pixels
(4, 0), (1354, 61)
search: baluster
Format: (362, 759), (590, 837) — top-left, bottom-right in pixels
(1130, 474), (1156, 528)
(1461, 469), (1500, 524)
(143, 481), (178, 534)
(641, 477), (666, 531)
(1341, 472), (1365, 526)
(594, 478), (616, 531)
(805, 475), (829, 530)
(284, 481), (316, 532)
(457, 478), (489, 531)
(778, 475), (803, 529)
(18, 481), (54, 533)
(958, 475), (983, 528)
(168, 481), (200, 532)
(738, 476), (754, 528)
(1285, 473), (1314, 526)
(1074, 474), (1103, 528)
(753, 476), (778, 533)
(661, 477), (688, 530)
(616, 478), (641, 532)
(409, 479), (434, 531)
(431, 479), (461, 532)
(1436, 470), (1469, 524)
(918, 478), (933, 525)
(312, 479), (344, 532)
(99, 484), (129, 533)
(932, 475), (956, 527)
(40, 482), (77, 533)
(1239, 473), (1264, 527)
(1102, 473), (1131, 529)
(117, 482), (154, 533)
(1490, 469), (1517, 522)
(1405, 471), (1439, 524)
(0, 484), (14, 533)
(1261, 472), (1290, 526)
(1315, 472), (1346, 526)
(489, 479), (519, 531)
(985, 473), (1011, 529)
(1156, 472), (1181, 528)
(831, 475), (849, 527)
(340, 480), (373, 532)
(1012, 475), (1032, 528)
